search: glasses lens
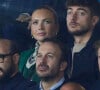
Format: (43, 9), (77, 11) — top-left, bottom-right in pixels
(0, 53), (13, 62)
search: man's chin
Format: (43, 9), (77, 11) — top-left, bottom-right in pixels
(70, 31), (88, 36)
(0, 72), (11, 82)
(38, 73), (47, 78)
(38, 74), (54, 81)
(68, 28), (90, 36)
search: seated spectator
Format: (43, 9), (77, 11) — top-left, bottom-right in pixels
(65, 0), (100, 88)
(18, 5), (59, 83)
(0, 38), (36, 90)
(60, 82), (85, 90)
(29, 38), (68, 90)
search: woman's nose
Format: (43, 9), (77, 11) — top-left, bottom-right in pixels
(38, 22), (44, 30)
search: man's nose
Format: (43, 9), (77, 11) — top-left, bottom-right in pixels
(72, 13), (78, 21)
(41, 55), (47, 63)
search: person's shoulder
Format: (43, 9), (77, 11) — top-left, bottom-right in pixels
(16, 80), (36, 90)
(27, 84), (39, 90)
(18, 48), (35, 70)
(90, 80), (100, 90)
(24, 80), (37, 88)
(13, 73), (37, 90)
(19, 48), (35, 59)
(20, 74), (37, 89)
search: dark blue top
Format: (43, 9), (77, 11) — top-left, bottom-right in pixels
(0, 72), (36, 90)
(90, 80), (100, 90)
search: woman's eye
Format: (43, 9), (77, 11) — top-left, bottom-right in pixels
(44, 20), (52, 24)
(32, 21), (38, 25)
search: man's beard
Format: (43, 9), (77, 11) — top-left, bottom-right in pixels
(40, 75), (56, 82)
(38, 69), (60, 82)
(0, 66), (14, 82)
(69, 28), (90, 36)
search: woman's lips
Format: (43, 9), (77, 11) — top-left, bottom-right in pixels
(37, 33), (46, 36)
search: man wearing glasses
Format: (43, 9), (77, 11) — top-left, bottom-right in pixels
(0, 38), (35, 90)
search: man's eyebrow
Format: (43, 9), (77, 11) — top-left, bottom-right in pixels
(77, 8), (88, 13)
(67, 7), (72, 10)
(67, 7), (88, 13)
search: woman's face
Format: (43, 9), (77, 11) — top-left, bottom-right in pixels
(31, 9), (58, 43)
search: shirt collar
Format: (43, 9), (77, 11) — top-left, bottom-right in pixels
(39, 77), (65, 90)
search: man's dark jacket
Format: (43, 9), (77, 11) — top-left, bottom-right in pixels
(0, 72), (36, 90)
(66, 29), (100, 89)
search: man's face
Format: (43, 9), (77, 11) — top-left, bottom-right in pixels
(66, 6), (94, 36)
(31, 9), (58, 43)
(36, 42), (62, 80)
(0, 40), (14, 81)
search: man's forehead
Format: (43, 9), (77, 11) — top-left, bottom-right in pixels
(40, 42), (58, 48)
(67, 6), (90, 11)
(0, 39), (11, 50)
(38, 42), (60, 52)
(0, 40), (10, 46)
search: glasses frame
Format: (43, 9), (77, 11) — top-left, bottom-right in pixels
(0, 52), (16, 63)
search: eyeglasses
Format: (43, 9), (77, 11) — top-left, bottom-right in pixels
(0, 52), (15, 63)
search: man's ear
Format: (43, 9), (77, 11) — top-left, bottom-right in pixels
(12, 53), (20, 65)
(92, 16), (99, 26)
(60, 61), (67, 71)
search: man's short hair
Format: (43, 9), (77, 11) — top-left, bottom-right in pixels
(10, 40), (20, 54)
(41, 38), (68, 63)
(66, 0), (100, 16)
(0, 38), (20, 54)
